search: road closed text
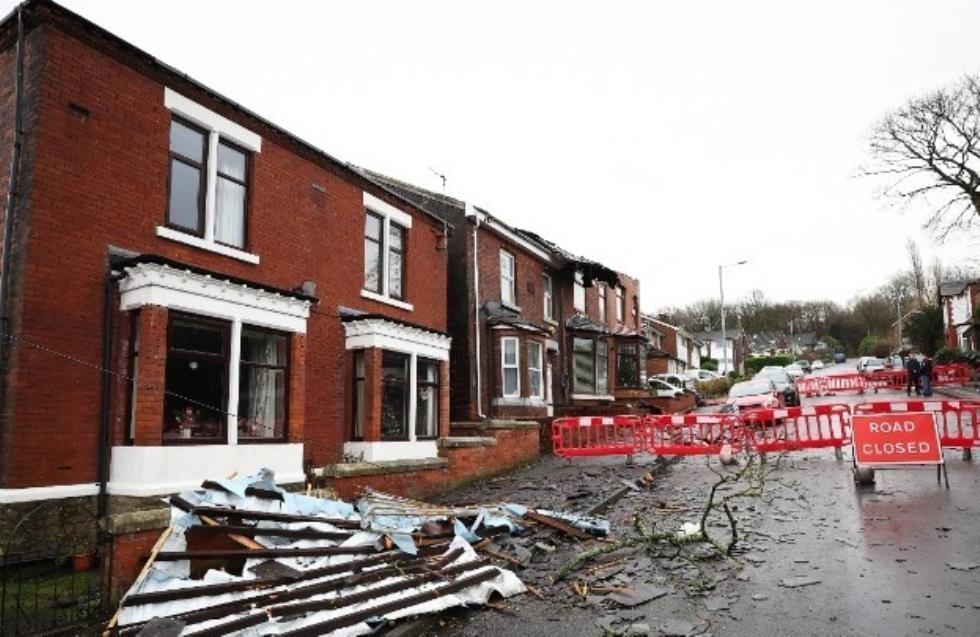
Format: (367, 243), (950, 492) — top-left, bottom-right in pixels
(851, 412), (942, 466)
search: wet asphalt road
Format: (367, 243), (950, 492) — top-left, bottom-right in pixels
(430, 363), (980, 636)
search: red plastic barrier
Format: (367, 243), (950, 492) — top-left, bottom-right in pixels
(795, 376), (825, 398)
(852, 400), (980, 449)
(820, 373), (867, 396)
(741, 404), (852, 453)
(866, 369), (907, 393)
(644, 413), (743, 456)
(934, 364), (972, 386)
(551, 415), (645, 458)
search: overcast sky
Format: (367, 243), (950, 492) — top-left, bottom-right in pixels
(16, 0), (980, 311)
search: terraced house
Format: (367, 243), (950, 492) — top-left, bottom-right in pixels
(0, 0), (463, 505)
(362, 172), (649, 422)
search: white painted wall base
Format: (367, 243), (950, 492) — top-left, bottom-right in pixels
(108, 443), (305, 497)
(343, 440), (439, 462)
(0, 483), (99, 504)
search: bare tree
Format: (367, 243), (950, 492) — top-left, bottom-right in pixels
(906, 239), (927, 305)
(866, 75), (980, 239)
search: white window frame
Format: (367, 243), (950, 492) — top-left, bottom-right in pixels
(529, 341), (544, 399)
(501, 337), (520, 397)
(598, 284), (607, 323)
(160, 88), (262, 264)
(500, 250), (517, 307)
(616, 286), (625, 322)
(574, 271), (585, 312)
(542, 274), (554, 322)
(361, 192), (414, 311)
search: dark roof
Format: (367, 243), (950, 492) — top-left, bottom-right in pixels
(2, 0), (447, 229)
(693, 330), (740, 342)
(353, 168), (463, 227)
(565, 313), (609, 334)
(939, 280), (974, 297)
(113, 254), (318, 303)
(483, 302), (549, 334)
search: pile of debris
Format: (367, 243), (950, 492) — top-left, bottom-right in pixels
(109, 470), (609, 635)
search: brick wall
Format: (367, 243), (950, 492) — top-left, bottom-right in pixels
(0, 22), (449, 488)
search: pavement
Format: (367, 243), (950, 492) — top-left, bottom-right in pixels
(425, 363), (980, 636)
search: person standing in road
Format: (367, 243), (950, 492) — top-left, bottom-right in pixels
(906, 355), (921, 396)
(920, 355), (933, 397)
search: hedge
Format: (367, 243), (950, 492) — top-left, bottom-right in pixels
(744, 356), (794, 375)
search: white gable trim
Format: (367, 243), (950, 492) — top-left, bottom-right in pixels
(119, 262), (311, 333)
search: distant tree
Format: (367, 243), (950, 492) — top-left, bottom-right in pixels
(858, 335), (878, 356)
(905, 305), (944, 356)
(866, 75), (980, 239)
(819, 334), (843, 352)
(907, 239), (927, 306)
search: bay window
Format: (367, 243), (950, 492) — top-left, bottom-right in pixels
(164, 314), (228, 442)
(500, 250), (516, 306)
(529, 342), (544, 399)
(353, 351), (365, 439)
(163, 314), (291, 443)
(616, 342), (642, 388)
(573, 336), (609, 396)
(238, 327), (288, 441)
(416, 359), (439, 439)
(381, 351), (410, 440)
(502, 337), (520, 397)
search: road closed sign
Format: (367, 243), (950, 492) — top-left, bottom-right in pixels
(852, 412), (942, 466)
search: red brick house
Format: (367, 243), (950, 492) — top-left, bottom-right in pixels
(361, 172), (649, 420)
(0, 0), (457, 503)
(940, 280), (979, 351)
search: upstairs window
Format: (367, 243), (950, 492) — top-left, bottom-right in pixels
(574, 271), (585, 312)
(168, 119), (208, 235)
(542, 274), (554, 321)
(598, 284), (607, 323)
(632, 295), (639, 324)
(361, 192), (413, 309)
(500, 250), (516, 306)
(167, 119), (250, 250)
(616, 287), (625, 322)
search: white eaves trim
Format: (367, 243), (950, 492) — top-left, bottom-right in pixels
(0, 483), (99, 504)
(364, 191), (413, 229)
(344, 317), (451, 361)
(471, 210), (553, 264)
(119, 262), (311, 333)
(156, 226), (260, 264)
(165, 88), (262, 152)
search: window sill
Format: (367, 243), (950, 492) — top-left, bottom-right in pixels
(570, 393), (615, 401)
(492, 396), (547, 407)
(544, 317), (558, 327)
(500, 300), (522, 313)
(361, 289), (414, 312)
(156, 226), (260, 264)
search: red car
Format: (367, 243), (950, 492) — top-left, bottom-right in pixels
(723, 379), (784, 413)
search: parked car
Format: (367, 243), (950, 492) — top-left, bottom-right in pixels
(753, 366), (800, 406)
(883, 355), (903, 370)
(683, 368), (722, 382)
(784, 363), (805, 380)
(833, 352), (846, 364)
(652, 373), (695, 392)
(793, 360), (812, 373)
(811, 359), (825, 370)
(724, 379), (784, 412)
(649, 378), (686, 398)
(862, 357), (886, 373)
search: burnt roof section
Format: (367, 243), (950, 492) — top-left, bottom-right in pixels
(565, 313), (610, 334)
(512, 228), (620, 287)
(114, 254), (318, 303)
(0, 0), (447, 229)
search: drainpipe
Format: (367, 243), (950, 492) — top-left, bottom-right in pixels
(469, 204), (485, 419)
(97, 265), (124, 519)
(0, 6), (25, 484)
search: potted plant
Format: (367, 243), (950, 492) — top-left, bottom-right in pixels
(70, 541), (95, 572)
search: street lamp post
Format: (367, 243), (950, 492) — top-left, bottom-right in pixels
(719, 260), (748, 376)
